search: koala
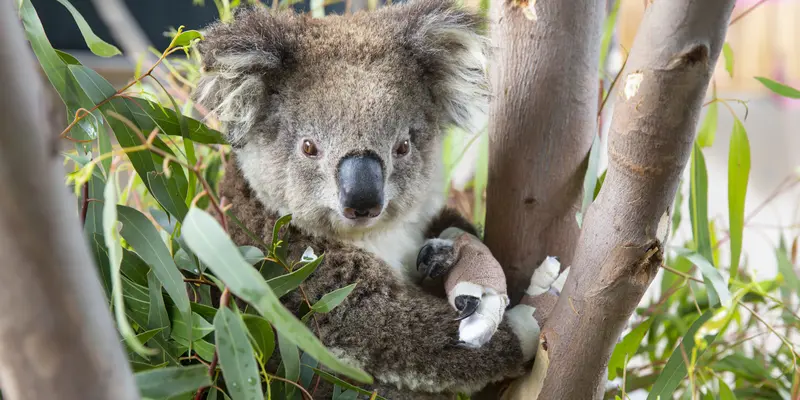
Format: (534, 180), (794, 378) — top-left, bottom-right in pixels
(194, 0), (563, 397)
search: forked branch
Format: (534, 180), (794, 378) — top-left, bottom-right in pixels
(532, 0), (736, 398)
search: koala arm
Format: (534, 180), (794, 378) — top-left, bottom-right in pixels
(300, 245), (538, 395)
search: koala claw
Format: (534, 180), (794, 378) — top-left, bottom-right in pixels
(416, 238), (456, 279)
(453, 294), (480, 321)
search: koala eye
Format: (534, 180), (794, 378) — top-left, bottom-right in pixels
(301, 139), (319, 158)
(394, 139), (410, 157)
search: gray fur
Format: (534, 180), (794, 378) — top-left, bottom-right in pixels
(195, 1), (530, 398)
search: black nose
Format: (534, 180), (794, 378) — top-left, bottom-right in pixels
(337, 154), (384, 220)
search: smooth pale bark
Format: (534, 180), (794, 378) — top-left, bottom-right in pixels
(0, 1), (139, 399)
(534, 0), (736, 398)
(483, 0), (603, 301)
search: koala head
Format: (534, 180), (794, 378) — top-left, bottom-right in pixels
(195, 0), (488, 238)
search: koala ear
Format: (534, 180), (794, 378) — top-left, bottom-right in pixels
(194, 8), (294, 146)
(395, 0), (490, 133)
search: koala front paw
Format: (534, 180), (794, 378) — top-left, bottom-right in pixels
(527, 256), (563, 296)
(416, 238), (457, 279)
(456, 291), (507, 349)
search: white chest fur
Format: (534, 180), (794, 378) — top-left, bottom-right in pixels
(348, 222), (426, 277)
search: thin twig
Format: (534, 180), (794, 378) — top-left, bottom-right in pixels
(730, 0), (770, 25)
(268, 373), (314, 400)
(661, 263), (703, 283)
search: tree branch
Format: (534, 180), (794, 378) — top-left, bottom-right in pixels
(536, 0), (735, 397)
(483, 0), (604, 301)
(0, 1), (139, 399)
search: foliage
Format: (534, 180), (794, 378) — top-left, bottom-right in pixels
(11, 0), (800, 399)
(16, 1), (375, 399)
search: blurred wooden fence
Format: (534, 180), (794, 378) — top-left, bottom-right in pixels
(618, 0), (800, 92)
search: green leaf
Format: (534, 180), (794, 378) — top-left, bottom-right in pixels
(689, 143), (713, 263)
(147, 171), (189, 221)
(55, 49), (81, 65)
(170, 311), (214, 342)
(55, 0), (120, 57)
(599, 0), (620, 72)
(272, 214), (293, 250)
(608, 318), (653, 380)
(172, 29), (204, 47)
(214, 307), (264, 400)
(135, 365), (211, 398)
(267, 256), (323, 298)
(680, 250), (731, 308)
(672, 180), (684, 234)
(128, 97), (225, 145)
(594, 169), (606, 200)
(697, 101), (718, 148)
(310, 283), (357, 313)
(67, 64), (192, 216)
(104, 174), (156, 356)
(310, 368), (387, 400)
(713, 352), (773, 382)
(576, 134), (602, 228)
(723, 43), (734, 78)
(299, 352), (319, 389)
(240, 246), (266, 265)
(89, 234), (113, 299)
(181, 207), (372, 383)
(278, 333), (300, 398)
(647, 310), (719, 400)
(131, 328), (166, 345)
(117, 205), (192, 342)
(777, 248), (800, 295)
(719, 380), (737, 400)
(19, 0), (98, 147)
(147, 271), (171, 342)
(728, 117), (750, 280)
(242, 315), (275, 360)
(755, 77), (800, 99)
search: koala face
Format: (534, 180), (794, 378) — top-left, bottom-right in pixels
(195, 0), (488, 237)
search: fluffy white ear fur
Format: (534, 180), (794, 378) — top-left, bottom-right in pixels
(408, 5), (490, 134)
(195, 53), (276, 146)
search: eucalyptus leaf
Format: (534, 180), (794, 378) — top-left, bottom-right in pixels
(278, 333), (300, 399)
(689, 143), (713, 263)
(756, 77), (800, 99)
(181, 207), (372, 383)
(267, 256), (323, 298)
(647, 310), (719, 399)
(172, 29), (204, 47)
(728, 117), (750, 279)
(135, 365), (211, 399)
(214, 307), (264, 400)
(104, 175), (156, 356)
(242, 315), (275, 361)
(576, 133), (602, 228)
(723, 43), (735, 77)
(55, 0), (121, 57)
(311, 283), (357, 313)
(608, 318), (653, 380)
(117, 205), (192, 342)
(148, 271), (172, 342)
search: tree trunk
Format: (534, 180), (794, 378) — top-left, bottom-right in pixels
(0, 1), (139, 399)
(534, 0), (736, 398)
(483, 0), (604, 302)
